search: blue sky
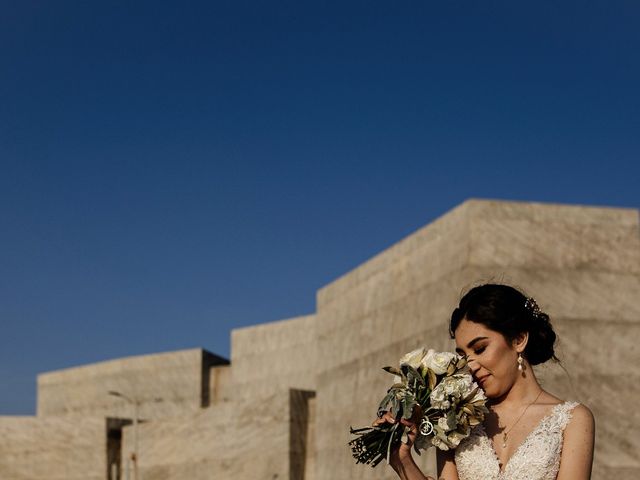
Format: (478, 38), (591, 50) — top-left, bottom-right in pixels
(1, 1), (638, 414)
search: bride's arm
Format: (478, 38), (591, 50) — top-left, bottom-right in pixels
(556, 404), (595, 480)
(375, 411), (462, 480)
(389, 437), (460, 480)
(391, 456), (432, 480)
(391, 449), (460, 480)
(436, 449), (460, 480)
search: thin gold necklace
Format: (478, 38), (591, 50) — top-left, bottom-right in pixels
(500, 389), (543, 448)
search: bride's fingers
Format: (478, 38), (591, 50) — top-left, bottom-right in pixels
(397, 418), (419, 442)
(399, 418), (417, 430)
(372, 411), (397, 426)
(372, 414), (418, 431)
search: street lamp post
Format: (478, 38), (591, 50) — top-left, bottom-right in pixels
(109, 391), (141, 480)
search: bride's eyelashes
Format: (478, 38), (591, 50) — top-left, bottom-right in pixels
(473, 346), (487, 355)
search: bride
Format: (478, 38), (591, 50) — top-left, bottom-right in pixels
(374, 284), (595, 480)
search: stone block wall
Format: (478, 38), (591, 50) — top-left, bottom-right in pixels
(126, 315), (318, 479)
(231, 314), (317, 395)
(121, 391), (292, 480)
(0, 416), (106, 480)
(37, 349), (228, 420)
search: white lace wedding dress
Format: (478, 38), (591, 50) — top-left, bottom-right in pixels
(454, 401), (579, 480)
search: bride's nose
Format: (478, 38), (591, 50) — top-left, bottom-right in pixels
(466, 356), (481, 375)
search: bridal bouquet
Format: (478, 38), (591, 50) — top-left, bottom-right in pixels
(349, 348), (488, 467)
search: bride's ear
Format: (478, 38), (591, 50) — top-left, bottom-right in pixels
(513, 331), (529, 353)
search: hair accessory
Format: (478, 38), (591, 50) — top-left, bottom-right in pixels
(524, 297), (543, 319)
(517, 353), (524, 372)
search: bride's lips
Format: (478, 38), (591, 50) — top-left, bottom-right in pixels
(476, 375), (490, 386)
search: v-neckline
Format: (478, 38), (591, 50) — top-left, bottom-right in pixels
(485, 401), (567, 475)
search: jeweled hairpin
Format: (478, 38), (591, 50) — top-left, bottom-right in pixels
(524, 297), (542, 318)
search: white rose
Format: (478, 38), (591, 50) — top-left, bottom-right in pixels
(422, 350), (456, 375)
(400, 348), (428, 370)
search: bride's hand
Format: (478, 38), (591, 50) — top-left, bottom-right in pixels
(372, 411), (417, 465)
(372, 408), (436, 480)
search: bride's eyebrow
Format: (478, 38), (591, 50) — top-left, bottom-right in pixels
(467, 336), (488, 348)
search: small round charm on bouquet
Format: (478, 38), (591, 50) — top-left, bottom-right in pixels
(419, 419), (434, 436)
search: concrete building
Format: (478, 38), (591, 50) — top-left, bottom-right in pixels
(1, 199), (638, 480)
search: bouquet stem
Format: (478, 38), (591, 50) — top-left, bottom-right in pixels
(349, 423), (405, 467)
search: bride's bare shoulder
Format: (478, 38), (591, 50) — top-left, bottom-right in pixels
(567, 403), (595, 428)
(540, 391), (594, 420)
(556, 403), (595, 479)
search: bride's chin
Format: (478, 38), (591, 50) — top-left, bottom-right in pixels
(482, 385), (502, 399)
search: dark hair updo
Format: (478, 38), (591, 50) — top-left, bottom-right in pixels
(449, 284), (558, 365)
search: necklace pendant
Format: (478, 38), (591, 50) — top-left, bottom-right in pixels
(502, 433), (507, 448)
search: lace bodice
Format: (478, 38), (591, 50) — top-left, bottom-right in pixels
(454, 401), (579, 480)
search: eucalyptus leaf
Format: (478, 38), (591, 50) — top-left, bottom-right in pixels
(427, 369), (437, 390)
(401, 364), (425, 387)
(382, 366), (403, 376)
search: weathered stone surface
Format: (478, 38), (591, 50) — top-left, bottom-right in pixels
(0, 416), (106, 480)
(231, 314), (317, 394)
(113, 315), (319, 479)
(467, 200), (639, 273)
(37, 349), (228, 420)
(121, 390), (292, 480)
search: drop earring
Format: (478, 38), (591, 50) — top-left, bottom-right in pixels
(517, 353), (524, 372)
